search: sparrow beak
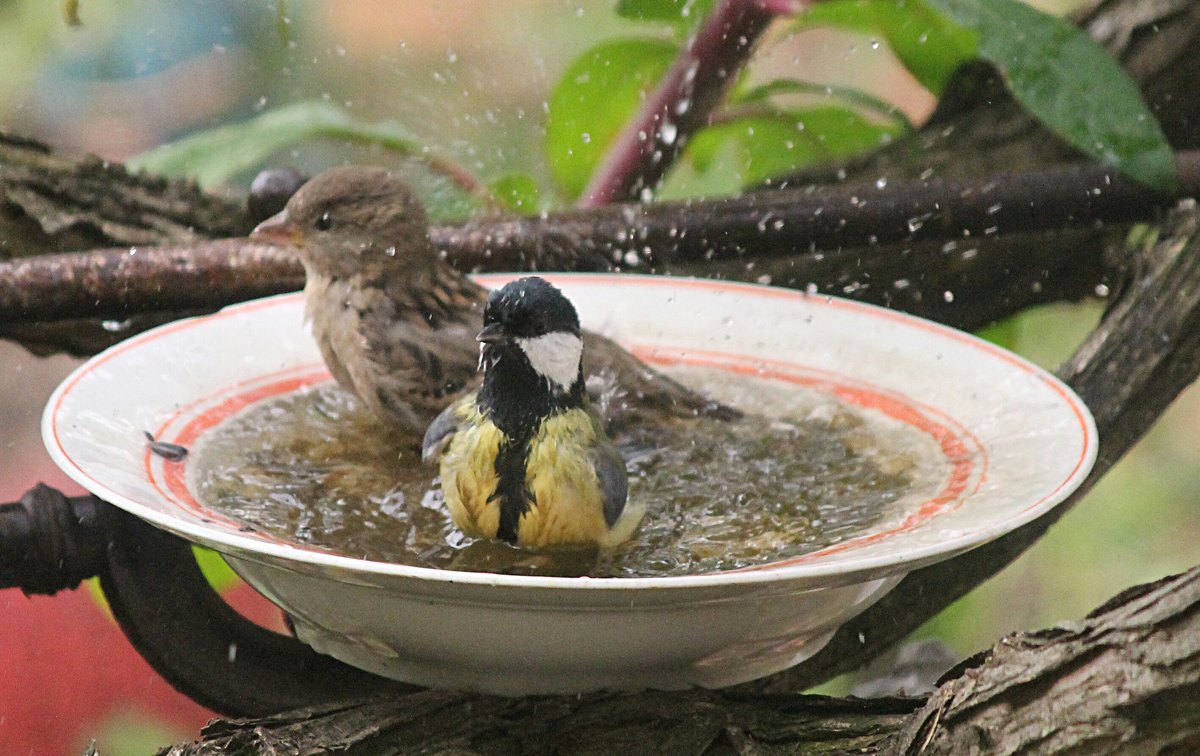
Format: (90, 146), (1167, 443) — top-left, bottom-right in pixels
(251, 209), (305, 246)
(476, 322), (509, 345)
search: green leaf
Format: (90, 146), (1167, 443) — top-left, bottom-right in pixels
(688, 107), (898, 186)
(735, 79), (915, 132)
(193, 545), (242, 592)
(128, 101), (424, 188)
(490, 172), (546, 213)
(974, 315), (1019, 350)
(799, 0), (978, 93)
(924, 0), (1176, 191)
(616, 0), (716, 32)
(546, 38), (678, 198)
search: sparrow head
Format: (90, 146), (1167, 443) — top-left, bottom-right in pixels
(477, 277), (583, 394)
(250, 166), (432, 279)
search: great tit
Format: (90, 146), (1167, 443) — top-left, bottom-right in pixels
(249, 167), (727, 437)
(421, 277), (642, 548)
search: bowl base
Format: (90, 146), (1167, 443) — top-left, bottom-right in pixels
(294, 620), (840, 696)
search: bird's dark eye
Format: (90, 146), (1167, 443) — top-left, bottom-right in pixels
(315, 212), (332, 231)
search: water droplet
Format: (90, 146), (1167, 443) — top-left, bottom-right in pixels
(101, 319), (132, 333)
(1094, 283), (1110, 297)
(942, 290), (954, 303)
(875, 177), (888, 189)
(581, 132), (591, 144)
(384, 246), (397, 257)
(906, 217), (924, 233)
(870, 39), (881, 50)
(660, 121), (678, 146)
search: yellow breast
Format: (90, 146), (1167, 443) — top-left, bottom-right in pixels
(438, 401), (504, 539)
(438, 404), (613, 548)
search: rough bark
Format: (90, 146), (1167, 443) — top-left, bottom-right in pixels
(884, 568), (1200, 755)
(160, 565), (1200, 755)
(0, 133), (257, 353)
(0, 133), (252, 258)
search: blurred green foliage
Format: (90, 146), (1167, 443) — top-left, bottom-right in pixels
(545, 38), (677, 197)
(130, 101), (424, 189)
(133, 0), (1173, 207)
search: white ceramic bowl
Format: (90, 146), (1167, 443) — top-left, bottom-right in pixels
(43, 274), (1097, 695)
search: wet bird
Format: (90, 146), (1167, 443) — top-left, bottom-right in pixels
(251, 166), (727, 437)
(422, 277), (641, 547)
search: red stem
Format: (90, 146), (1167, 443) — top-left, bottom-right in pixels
(578, 0), (804, 207)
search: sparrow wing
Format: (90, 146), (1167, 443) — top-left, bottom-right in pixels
(360, 268), (486, 430)
(581, 332), (741, 433)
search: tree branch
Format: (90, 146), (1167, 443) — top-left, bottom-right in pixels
(1, 153), (1195, 333)
(884, 567), (1200, 754)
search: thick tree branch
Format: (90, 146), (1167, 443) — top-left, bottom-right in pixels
(0, 240), (297, 323)
(1, 153), (1194, 332)
(884, 567), (1200, 754)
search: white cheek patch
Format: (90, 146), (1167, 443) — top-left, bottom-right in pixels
(517, 332), (583, 390)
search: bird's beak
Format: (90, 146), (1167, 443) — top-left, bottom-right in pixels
(251, 209), (305, 246)
(476, 322), (509, 345)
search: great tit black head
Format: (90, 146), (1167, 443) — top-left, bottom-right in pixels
(477, 277), (584, 395)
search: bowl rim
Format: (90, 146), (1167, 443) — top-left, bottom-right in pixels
(43, 274), (1099, 591)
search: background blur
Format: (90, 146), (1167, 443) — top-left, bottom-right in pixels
(1, 2), (1197, 753)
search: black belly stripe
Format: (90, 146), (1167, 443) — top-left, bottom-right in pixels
(491, 436), (534, 543)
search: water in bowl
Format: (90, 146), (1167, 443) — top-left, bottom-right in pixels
(189, 365), (949, 577)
